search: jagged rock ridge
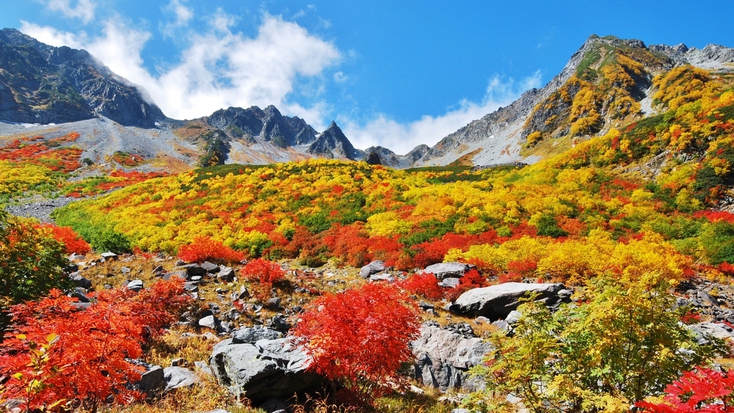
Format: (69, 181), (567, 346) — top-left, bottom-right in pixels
(414, 35), (734, 167)
(0, 28), (164, 127)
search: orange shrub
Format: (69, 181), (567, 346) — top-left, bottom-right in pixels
(39, 224), (92, 255)
(397, 272), (444, 300)
(446, 269), (489, 302)
(177, 236), (245, 264)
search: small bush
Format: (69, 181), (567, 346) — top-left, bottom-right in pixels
(240, 258), (286, 301)
(636, 367), (734, 412)
(39, 224), (92, 255)
(178, 236), (245, 264)
(397, 272), (444, 300)
(292, 283), (420, 400)
(0, 278), (192, 412)
(446, 269), (488, 302)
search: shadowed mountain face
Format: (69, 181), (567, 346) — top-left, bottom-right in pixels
(0, 28), (164, 127)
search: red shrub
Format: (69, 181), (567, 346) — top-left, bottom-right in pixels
(636, 367), (734, 412)
(177, 236), (245, 264)
(719, 262), (734, 276)
(240, 258), (286, 285)
(39, 224), (91, 255)
(446, 269), (488, 302)
(292, 283), (420, 399)
(240, 258), (286, 301)
(694, 210), (734, 224)
(0, 278), (191, 412)
(500, 259), (538, 283)
(397, 272), (444, 300)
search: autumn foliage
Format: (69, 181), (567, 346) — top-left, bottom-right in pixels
(292, 283), (420, 398)
(177, 236), (245, 264)
(636, 367), (734, 412)
(0, 278), (191, 412)
(445, 269), (488, 302)
(38, 224), (92, 255)
(397, 272), (445, 300)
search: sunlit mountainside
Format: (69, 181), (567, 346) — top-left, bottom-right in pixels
(2, 31), (734, 413)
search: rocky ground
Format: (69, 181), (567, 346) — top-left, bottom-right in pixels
(59, 252), (734, 413)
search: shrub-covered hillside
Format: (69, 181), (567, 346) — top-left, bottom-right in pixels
(53, 73), (734, 285)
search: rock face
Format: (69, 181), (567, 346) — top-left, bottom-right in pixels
(414, 35), (734, 168)
(207, 106), (318, 148)
(411, 323), (492, 391)
(0, 28), (164, 127)
(307, 121), (357, 160)
(451, 282), (569, 320)
(424, 262), (473, 279)
(209, 327), (322, 403)
(356, 144), (430, 168)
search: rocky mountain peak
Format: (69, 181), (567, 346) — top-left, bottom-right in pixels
(414, 35), (734, 167)
(308, 121), (356, 160)
(0, 28), (164, 127)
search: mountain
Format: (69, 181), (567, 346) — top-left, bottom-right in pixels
(414, 35), (734, 167)
(0, 28), (363, 169)
(1, 30), (734, 172)
(358, 144), (430, 168)
(0, 28), (164, 127)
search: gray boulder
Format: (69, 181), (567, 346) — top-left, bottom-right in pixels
(126, 279), (144, 292)
(218, 266), (236, 282)
(70, 273), (92, 289)
(359, 260), (385, 278)
(451, 282), (567, 320)
(411, 323), (492, 391)
(232, 326), (283, 344)
(689, 322), (734, 344)
(424, 262), (473, 280)
(210, 333), (323, 403)
(163, 366), (200, 391)
(136, 363), (166, 394)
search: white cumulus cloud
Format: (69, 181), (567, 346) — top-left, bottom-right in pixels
(19, 13), (543, 155)
(21, 14), (342, 121)
(160, 0), (194, 38)
(41, 0), (96, 24)
(342, 72), (542, 154)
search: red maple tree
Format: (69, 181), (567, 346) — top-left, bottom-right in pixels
(292, 282), (420, 400)
(0, 278), (191, 412)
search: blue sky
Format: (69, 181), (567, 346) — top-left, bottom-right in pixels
(2, 1), (734, 153)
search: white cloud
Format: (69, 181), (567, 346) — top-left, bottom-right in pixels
(333, 71), (348, 83)
(21, 14), (341, 121)
(19, 21), (86, 48)
(342, 72), (542, 154)
(160, 0), (194, 38)
(42, 0), (96, 24)
(19, 12), (542, 156)
(170, 0), (193, 25)
(209, 8), (237, 33)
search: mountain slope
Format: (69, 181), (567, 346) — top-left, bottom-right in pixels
(415, 35), (734, 167)
(0, 28), (164, 127)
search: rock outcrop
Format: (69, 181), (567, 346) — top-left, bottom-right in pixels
(450, 282), (571, 320)
(209, 327), (323, 404)
(0, 28), (164, 127)
(411, 322), (492, 391)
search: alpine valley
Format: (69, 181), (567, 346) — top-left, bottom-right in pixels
(3, 27), (734, 413)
